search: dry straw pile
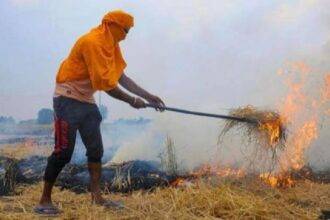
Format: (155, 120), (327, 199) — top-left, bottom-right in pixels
(219, 106), (286, 162)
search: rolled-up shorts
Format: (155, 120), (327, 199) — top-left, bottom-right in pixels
(44, 96), (103, 182)
(50, 96), (103, 163)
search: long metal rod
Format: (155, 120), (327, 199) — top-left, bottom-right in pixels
(145, 104), (257, 124)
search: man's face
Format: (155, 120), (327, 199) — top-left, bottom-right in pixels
(115, 24), (130, 41)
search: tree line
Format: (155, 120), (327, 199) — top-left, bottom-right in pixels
(0, 105), (108, 125)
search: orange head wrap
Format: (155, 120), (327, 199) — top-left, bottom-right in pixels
(56, 10), (134, 91)
(102, 10), (134, 30)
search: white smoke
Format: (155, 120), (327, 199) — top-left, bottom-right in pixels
(108, 112), (259, 171)
(109, 127), (162, 164)
(1, 1), (329, 170)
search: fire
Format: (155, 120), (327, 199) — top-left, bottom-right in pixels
(171, 62), (327, 189)
(171, 178), (189, 187)
(323, 74), (330, 100)
(287, 120), (318, 170)
(170, 165), (245, 188)
(259, 172), (295, 188)
(258, 117), (284, 147)
(191, 164), (212, 177)
(260, 62), (327, 187)
(278, 62), (320, 171)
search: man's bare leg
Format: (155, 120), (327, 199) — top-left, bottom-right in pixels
(88, 162), (106, 204)
(34, 181), (59, 215)
(39, 181), (55, 205)
(88, 162), (124, 209)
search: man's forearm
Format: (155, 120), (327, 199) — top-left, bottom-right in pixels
(106, 86), (135, 104)
(119, 74), (150, 99)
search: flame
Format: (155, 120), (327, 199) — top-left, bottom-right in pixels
(192, 164), (212, 177)
(288, 120), (318, 170)
(171, 178), (188, 187)
(258, 117), (283, 146)
(259, 172), (295, 188)
(260, 62), (327, 187)
(278, 62), (319, 171)
(170, 63), (328, 189)
(169, 165), (245, 188)
(323, 74), (330, 100)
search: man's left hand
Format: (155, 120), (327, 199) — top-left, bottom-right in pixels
(146, 94), (165, 111)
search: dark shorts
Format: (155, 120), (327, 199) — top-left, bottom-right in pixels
(44, 96), (103, 182)
(52, 96), (103, 162)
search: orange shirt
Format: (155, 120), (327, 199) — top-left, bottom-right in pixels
(56, 26), (126, 91)
(54, 10), (134, 102)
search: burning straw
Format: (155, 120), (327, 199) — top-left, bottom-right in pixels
(218, 105), (287, 161)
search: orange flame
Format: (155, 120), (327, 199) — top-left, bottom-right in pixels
(258, 117), (283, 147)
(288, 120), (318, 170)
(260, 172), (295, 188)
(171, 178), (188, 187)
(278, 62), (320, 171)
(173, 62), (327, 189)
(260, 62), (327, 187)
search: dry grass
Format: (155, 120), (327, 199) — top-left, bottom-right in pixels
(219, 106), (286, 170)
(0, 141), (328, 219)
(0, 144), (52, 159)
(219, 106), (286, 148)
(0, 179), (329, 220)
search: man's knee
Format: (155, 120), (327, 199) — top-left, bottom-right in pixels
(87, 146), (103, 163)
(49, 153), (72, 166)
(44, 154), (72, 182)
(87, 150), (103, 163)
(87, 156), (102, 163)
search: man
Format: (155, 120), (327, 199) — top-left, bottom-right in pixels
(35, 10), (165, 215)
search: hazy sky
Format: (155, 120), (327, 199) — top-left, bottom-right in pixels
(0, 0), (329, 121)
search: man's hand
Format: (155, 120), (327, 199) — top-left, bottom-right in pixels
(130, 97), (146, 109)
(118, 73), (165, 111)
(146, 94), (165, 111)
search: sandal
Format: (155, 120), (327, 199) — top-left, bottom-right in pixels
(34, 205), (60, 216)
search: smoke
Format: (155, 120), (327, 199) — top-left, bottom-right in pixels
(109, 1), (330, 171)
(109, 112), (271, 171)
(110, 65), (329, 172)
(0, 1), (329, 170)
(109, 129), (163, 164)
(306, 72), (330, 171)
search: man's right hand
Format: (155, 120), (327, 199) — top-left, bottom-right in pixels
(129, 97), (146, 109)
